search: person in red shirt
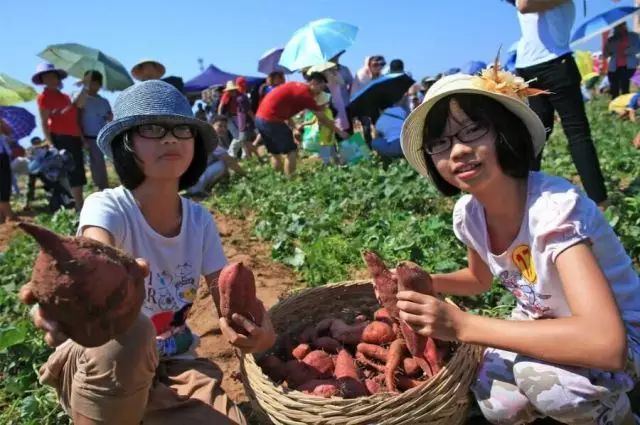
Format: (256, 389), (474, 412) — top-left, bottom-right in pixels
(33, 62), (88, 210)
(255, 72), (348, 175)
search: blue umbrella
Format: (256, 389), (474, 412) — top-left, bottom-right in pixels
(279, 19), (358, 71)
(571, 6), (640, 46)
(503, 40), (519, 72)
(0, 106), (35, 140)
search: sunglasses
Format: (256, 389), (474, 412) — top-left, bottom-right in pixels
(134, 124), (196, 140)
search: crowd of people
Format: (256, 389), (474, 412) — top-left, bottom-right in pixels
(3, 0), (640, 424)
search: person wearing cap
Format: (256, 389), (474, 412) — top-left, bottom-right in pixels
(21, 80), (275, 425)
(398, 66), (640, 424)
(225, 78), (260, 159)
(130, 59), (166, 82)
(33, 62), (88, 210)
(508, 0), (608, 207)
(255, 72), (349, 175)
(76, 70), (112, 191)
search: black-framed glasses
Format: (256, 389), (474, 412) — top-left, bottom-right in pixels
(134, 124), (196, 140)
(423, 121), (490, 155)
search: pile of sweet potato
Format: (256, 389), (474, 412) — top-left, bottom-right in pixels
(258, 251), (452, 398)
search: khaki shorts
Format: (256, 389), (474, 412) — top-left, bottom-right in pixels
(39, 314), (246, 425)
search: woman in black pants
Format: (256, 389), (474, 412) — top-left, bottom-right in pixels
(0, 120), (16, 223)
(604, 23), (640, 99)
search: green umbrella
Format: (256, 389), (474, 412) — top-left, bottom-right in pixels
(0, 73), (37, 106)
(38, 43), (134, 91)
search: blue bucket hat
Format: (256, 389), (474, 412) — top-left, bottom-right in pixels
(97, 80), (214, 159)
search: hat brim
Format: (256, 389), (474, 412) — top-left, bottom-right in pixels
(32, 69), (68, 85)
(401, 87), (547, 178)
(97, 114), (215, 160)
(131, 61), (167, 81)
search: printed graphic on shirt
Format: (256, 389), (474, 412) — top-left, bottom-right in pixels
(512, 244), (537, 284)
(498, 270), (552, 318)
(143, 262), (198, 334)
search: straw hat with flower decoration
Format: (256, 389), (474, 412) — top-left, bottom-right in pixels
(401, 56), (548, 178)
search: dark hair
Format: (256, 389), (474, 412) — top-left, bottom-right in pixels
(210, 115), (228, 125)
(83, 70), (103, 85)
(111, 129), (207, 191)
(306, 72), (328, 84)
(31, 136), (43, 144)
(389, 59), (404, 73)
(422, 94), (534, 196)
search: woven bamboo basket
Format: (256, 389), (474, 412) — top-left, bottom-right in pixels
(240, 280), (484, 425)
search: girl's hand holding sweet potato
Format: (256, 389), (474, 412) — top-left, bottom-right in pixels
(220, 302), (277, 354)
(396, 290), (464, 342)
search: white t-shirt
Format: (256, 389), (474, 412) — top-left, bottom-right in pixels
(515, 0), (574, 68)
(78, 186), (227, 332)
(453, 172), (640, 348)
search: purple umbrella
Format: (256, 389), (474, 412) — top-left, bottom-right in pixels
(0, 106), (35, 140)
(632, 69), (640, 87)
(258, 48), (292, 75)
(184, 64), (264, 93)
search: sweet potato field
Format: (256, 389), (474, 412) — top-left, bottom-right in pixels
(1, 98), (639, 424)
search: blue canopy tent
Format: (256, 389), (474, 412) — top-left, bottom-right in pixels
(184, 64), (264, 92)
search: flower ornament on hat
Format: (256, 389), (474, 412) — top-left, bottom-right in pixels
(401, 53), (548, 178)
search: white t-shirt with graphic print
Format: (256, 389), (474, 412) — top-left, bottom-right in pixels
(453, 172), (640, 348)
(78, 186), (227, 334)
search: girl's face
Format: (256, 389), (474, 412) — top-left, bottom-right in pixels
(130, 124), (194, 183)
(428, 99), (503, 194)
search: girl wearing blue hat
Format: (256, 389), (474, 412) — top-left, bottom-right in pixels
(21, 80), (274, 424)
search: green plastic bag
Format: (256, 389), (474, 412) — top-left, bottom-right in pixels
(339, 132), (370, 164)
(301, 111), (320, 153)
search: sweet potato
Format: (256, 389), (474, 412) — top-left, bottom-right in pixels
(374, 308), (394, 324)
(355, 351), (385, 373)
(19, 222), (146, 347)
(330, 319), (368, 345)
(397, 376), (423, 391)
(403, 357), (422, 377)
(361, 321), (396, 345)
(297, 379), (341, 397)
(298, 325), (317, 343)
(315, 318), (335, 337)
(218, 262), (263, 335)
(312, 336), (342, 354)
(302, 350), (334, 378)
(365, 378), (382, 395)
(362, 251), (399, 319)
(292, 343), (311, 360)
(260, 355), (287, 382)
(334, 349), (368, 398)
(284, 360), (320, 389)
(396, 261), (439, 375)
(385, 338), (406, 392)
(357, 343), (388, 363)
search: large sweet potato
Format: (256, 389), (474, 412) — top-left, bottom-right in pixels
(362, 251), (399, 319)
(361, 321), (396, 345)
(19, 222), (145, 347)
(218, 262), (263, 335)
(334, 349), (368, 398)
(302, 350), (334, 378)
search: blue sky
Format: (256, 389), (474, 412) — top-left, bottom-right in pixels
(2, 0), (634, 143)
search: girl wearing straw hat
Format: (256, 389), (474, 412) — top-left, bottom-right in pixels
(20, 80), (275, 425)
(398, 64), (640, 424)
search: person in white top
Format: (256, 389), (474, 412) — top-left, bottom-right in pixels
(509, 0), (609, 209)
(20, 80), (274, 424)
(400, 66), (640, 424)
